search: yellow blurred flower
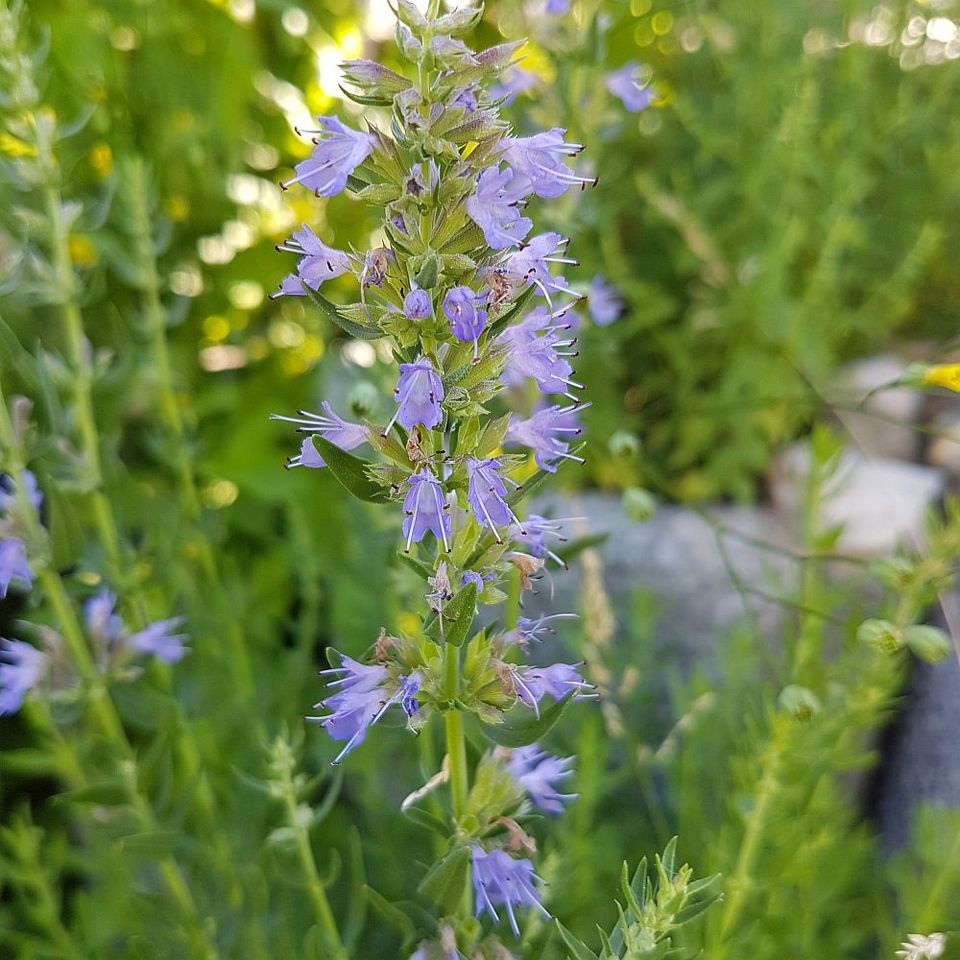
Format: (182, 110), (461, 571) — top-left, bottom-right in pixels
(89, 142), (113, 177)
(921, 363), (960, 392)
(0, 133), (37, 158)
(68, 235), (97, 267)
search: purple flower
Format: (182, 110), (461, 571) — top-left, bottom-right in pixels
(507, 745), (577, 814)
(384, 358), (444, 433)
(466, 165), (533, 250)
(404, 288), (433, 320)
(460, 570), (495, 592)
(129, 617), (189, 663)
(471, 846), (550, 936)
(0, 638), (46, 715)
(310, 656), (421, 764)
(282, 115), (377, 197)
(0, 470), (43, 514)
(273, 224), (352, 298)
(497, 306), (582, 398)
(84, 590), (125, 646)
(491, 67), (539, 106)
(505, 612), (578, 646)
(605, 63), (655, 113)
(546, 0), (571, 12)
(503, 129), (595, 199)
(466, 458), (521, 540)
(589, 274), (625, 326)
(505, 232), (579, 308)
(443, 286), (489, 357)
(506, 402), (588, 472)
(403, 472), (451, 553)
(0, 538), (31, 599)
(406, 160), (440, 198)
(510, 514), (576, 567)
(512, 662), (592, 713)
(271, 402), (368, 468)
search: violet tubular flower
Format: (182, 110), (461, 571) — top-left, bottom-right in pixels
(385, 358), (444, 433)
(497, 306), (583, 399)
(0, 638), (46, 716)
(465, 457), (524, 541)
(282, 115), (377, 196)
(271, 402), (368, 468)
(443, 286), (489, 358)
(507, 744), (577, 814)
(404, 288), (433, 320)
(0, 538), (31, 599)
(0, 470), (43, 513)
(510, 514), (578, 568)
(84, 589), (125, 647)
(272, 223), (352, 299)
(513, 661), (593, 714)
(605, 62), (655, 113)
(471, 846), (550, 937)
(310, 656), (420, 764)
(505, 232), (580, 309)
(506, 402), (588, 472)
(589, 274), (625, 326)
(506, 612), (579, 646)
(129, 618), (189, 664)
(503, 129), (596, 199)
(466, 165), (533, 250)
(402, 472), (451, 553)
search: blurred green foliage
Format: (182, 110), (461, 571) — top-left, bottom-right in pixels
(2, 0), (960, 957)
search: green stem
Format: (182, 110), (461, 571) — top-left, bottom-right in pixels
(282, 787), (347, 959)
(443, 642), (471, 917)
(123, 159), (253, 697)
(715, 723), (786, 949)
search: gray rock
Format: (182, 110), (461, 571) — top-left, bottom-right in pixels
(833, 355), (924, 461)
(528, 493), (793, 676)
(926, 408), (960, 476)
(769, 444), (945, 557)
(874, 600), (960, 848)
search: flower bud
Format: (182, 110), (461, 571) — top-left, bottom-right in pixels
(778, 684), (821, 722)
(395, 0), (428, 32)
(608, 429), (640, 459)
(904, 624), (952, 663)
(434, 6), (484, 36)
(348, 382), (380, 418)
(340, 59), (412, 99)
(623, 487), (657, 523)
(394, 22), (423, 61)
(857, 618), (903, 654)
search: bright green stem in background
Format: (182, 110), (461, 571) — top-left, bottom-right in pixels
(122, 158), (253, 697)
(281, 784), (347, 960)
(443, 641), (472, 917)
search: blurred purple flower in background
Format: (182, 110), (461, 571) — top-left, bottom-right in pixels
(0, 538), (31, 599)
(0, 638), (46, 715)
(508, 744), (577, 813)
(589, 274), (625, 326)
(605, 62), (655, 113)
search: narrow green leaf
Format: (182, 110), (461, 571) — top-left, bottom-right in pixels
(478, 694), (573, 748)
(364, 886), (417, 946)
(397, 552), (434, 581)
(417, 845), (470, 913)
(311, 437), (390, 504)
(401, 806), (449, 836)
(301, 282), (381, 340)
(441, 581), (477, 648)
(489, 284), (537, 337)
(555, 921), (599, 960)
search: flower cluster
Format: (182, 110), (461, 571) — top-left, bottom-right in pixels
(269, 2), (606, 952)
(0, 470), (190, 716)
